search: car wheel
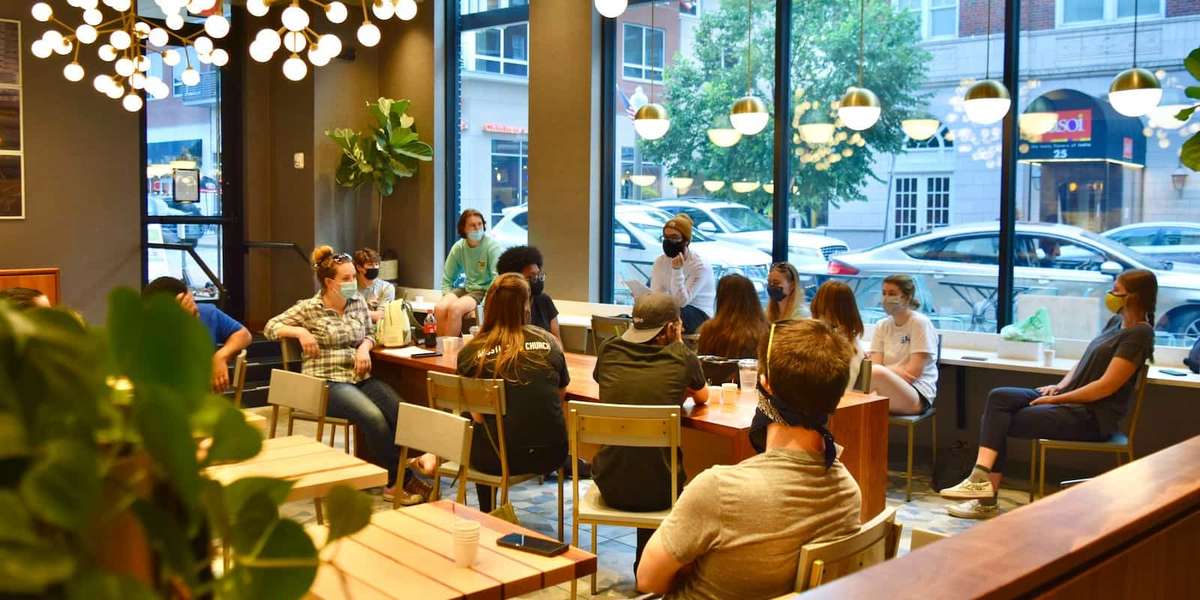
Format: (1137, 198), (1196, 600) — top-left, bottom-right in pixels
(1165, 307), (1200, 340)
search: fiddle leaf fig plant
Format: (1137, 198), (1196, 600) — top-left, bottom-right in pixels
(0, 290), (373, 599)
(1173, 48), (1200, 170)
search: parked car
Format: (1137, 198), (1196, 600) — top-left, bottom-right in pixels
(798, 221), (1200, 344)
(650, 198), (849, 266)
(489, 202), (775, 304)
(1103, 222), (1200, 265)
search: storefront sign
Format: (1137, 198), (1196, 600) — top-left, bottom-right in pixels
(1018, 89), (1144, 166)
(483, 123), (529, 135)
(1041, 109), (1092, 143)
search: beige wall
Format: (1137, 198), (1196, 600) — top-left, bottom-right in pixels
(0, 8), (140, 323)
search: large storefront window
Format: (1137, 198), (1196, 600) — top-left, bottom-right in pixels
(451, 0), (530, 252)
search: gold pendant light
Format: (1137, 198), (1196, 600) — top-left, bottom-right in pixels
(729, 0), (768, 135)
(837, 0), (881, 131)
(962, 0), (1011, 125)
(634, 1), (670, 140)
(1108, 1), (1161, 118)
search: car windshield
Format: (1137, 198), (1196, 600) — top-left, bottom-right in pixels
(1078, 229), (1170, 270)
(621, 206), (715, 242)
(713, 206), (771, 233)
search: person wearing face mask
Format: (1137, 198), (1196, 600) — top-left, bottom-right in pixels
(868, 274), (939, 415)
(437, 208), (502, 337)
(496, 245), (561, 345)
(940, 269), (1158, 519)
(353, 247), (395, 324)
(650, 213), (716, 334)
(765, 262), (810, 322)
(264, 246), (408, 501)
(592, 292), (709, 578)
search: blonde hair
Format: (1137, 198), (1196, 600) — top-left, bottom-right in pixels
(767, 262), (801, 322)
(463, 273), (551, 382)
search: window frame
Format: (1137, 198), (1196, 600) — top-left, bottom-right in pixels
(896, 0), (959, 41)
(0, 19), (24, 221)
(1056, 0), (1163, 27)
(621, 22), (666, 83)
(467, 22), (529, 78)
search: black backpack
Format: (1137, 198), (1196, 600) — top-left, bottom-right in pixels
(1185, 337), (1200, 374)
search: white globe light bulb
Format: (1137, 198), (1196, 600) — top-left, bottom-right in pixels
(31, 40), (52, 59)
(396, 0), (417, 20)
(43, 30), (64, 47)
(166, 14), (185, 30)
(281, 5), (310, 32)
(282, 55), (308, 81)
(248, 40), (274, 63)
(115, 57), (135, 77)
(371, 0), (394, 20)
(99, 44), (117, 61)
(205, 15), (230, 39)
(93, 73), (113, 93)
(357, 22), (381, 47)
(109, 30), (131, 50)
(123, 93), (144, 112)
(210, 48), (229, 67)
(283, 31), (307, 53)
(162, 48), (181, 66)
(594, 0), (628, 19)
(150, 80), (170, 100)
(106, 84), (125, 99)
(193, 36), (214, 55)
(257, 28), (282, 53)
(838, 105), (881, 131)
(109, 0), (131, 10)
(730, 96), (770, 136)
(318, 34), (342, 58)
(148, 28), (168, 48)
(247, 0), (270, 17)
(129, 72), (146, 89)
(63, 62), (86, 82)
(84, 8), (103, 26)
(188, 0), (217, 13)
(54, 38), (73, 56)
(308, 46), (331, 66)
(326, 1), (349, 23)
(76, 24), (98, 45)
(31, 3), (53, 22)
(181, 67), (200, 86)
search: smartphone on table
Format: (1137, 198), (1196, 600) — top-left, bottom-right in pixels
(496, 533), (569, 557)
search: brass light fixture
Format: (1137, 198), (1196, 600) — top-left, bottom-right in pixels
(702, 180), (726, 192)
(1019, 96), (1057, 138)
(962, 0), (1011, 125)
(1109, 0), (1161, 118)
(900, 114), (941, 141)
(837, 0), (881, 131)
(634, 1), (670, 140)
(729, 0), (768, 135)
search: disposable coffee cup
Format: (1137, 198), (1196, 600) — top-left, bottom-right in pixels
(443, 337), (463, 353)
(453, 521), (480, 567)
(708, 385), (722, 404)
(721, 383), (739, 404)
(1042, 347), (1055, 367)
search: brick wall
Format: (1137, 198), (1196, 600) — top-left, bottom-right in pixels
(1167, 0), (1200, 17)
(959, 0), (1056, 37)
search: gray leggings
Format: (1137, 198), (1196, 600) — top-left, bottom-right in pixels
(980, 387), (1107, 473)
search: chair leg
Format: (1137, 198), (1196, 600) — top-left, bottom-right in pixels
(1038, 445), (1047, 499)
(557, 468), (565, 542)
(328, 423), (337, 448)
(345, 424), (354, 455)
(313, 498), (324, 524)
(1029, 440), (1037, 503)
(286, 411), (295, 436)
(590, 524), (598, 596)
(905, 424), (914, 502)
(930, 414), (937, 469)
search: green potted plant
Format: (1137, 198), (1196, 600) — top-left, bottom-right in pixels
(0, 290), (372, 599)
(327, 98), (434, 251)
(1173, 49), (1200, 170)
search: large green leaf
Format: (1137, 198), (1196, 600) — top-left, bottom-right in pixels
(1186, 85), (1200, 100)
(224, 477), (294, 518)
(1186, 48), (1200, 81)
(1175, 106), (1197, 123)
(222, 520), (318, 600)
(131, 384), (201, 508)
(200, 401), (263, 467)
(0, 541), (76, 594)
(66, 569), (158, 600)
(323, 486), (372, 544)
(108, 289), (213, 411)
(1182, 133), (1200, 171)
(230, 492), (279, 555)
(0, 491), (37, 544)
(19, 439), (102, 531)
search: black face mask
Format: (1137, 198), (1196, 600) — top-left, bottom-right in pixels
(767, 285), (787, 303)
(530, 279), (545, 296)
(662, 239), (686, 258)
(364, 267), (380, 280)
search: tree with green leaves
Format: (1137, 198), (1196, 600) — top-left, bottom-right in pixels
(638, 0), (930, 221)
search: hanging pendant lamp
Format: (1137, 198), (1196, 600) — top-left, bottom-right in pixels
(900, 114), (941, 141)
(594, 0), (628, 19)
(1109, 1), (1161, 118)
(634, 1), (670, 140)
(838, 0), (881, 131)
(963, 0), (1011, 125)
(729, 0), (768, 135)
(1019, 96), (1057, 138)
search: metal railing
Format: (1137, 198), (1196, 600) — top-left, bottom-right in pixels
(146, 242), (229, 309)
(244, 241), (309, 267)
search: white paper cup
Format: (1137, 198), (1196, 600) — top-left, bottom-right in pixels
(452, 521), (480, 567)
(462, 334), (474, 345)
(708, 385), (722, 404)
(721, 383), (739, 404)
(443, 337), (463, 353)
(1042, 348), (1055, 367)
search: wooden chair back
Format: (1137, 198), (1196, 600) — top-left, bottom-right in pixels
(567, 401), (682, 504)
(426, 371), (517, 504)
(393, 403), (473, 505)
(795, 506), (901, 592)
(1123, 364), (1151, 445)
(590, 315), (632, 354)
(266, 368), (329, 440)
(231, 349), (248, 407)
(280, 338), (303, 372)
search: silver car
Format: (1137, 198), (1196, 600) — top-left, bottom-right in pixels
(800, 222), (1200, 345)
(651, 198), (848, 267)
(1103, 222), (1200, 266)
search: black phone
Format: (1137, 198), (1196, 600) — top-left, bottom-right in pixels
(496, 533), (569, 557)
(962, 355), (989, 361)
(411, 351), (443, 359)
(1159, 368), (1189, 376)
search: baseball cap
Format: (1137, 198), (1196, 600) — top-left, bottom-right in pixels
(622, 292), (681, 344)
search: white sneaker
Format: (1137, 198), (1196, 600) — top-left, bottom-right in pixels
(947, 499), (999, 520)
(939, 476), (995, 499)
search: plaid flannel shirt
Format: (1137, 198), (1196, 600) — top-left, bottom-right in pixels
(264, 292), (376, 383)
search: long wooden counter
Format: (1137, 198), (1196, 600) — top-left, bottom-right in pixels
(796, 434), (1200, 598)
(372, 346), (890, 520)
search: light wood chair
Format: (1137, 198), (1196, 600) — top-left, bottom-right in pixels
(589, 315), (632, 355)
(266, 368), (332, 522)
(392, 402), (473, 506)
(1030, 364), (1149, 501)
(794, 506), (901, 592)
(230, 349), (248, 408)
(568, 401), (681, 596)
(280, 338), (356, 454)
(426, 371), (565, 540)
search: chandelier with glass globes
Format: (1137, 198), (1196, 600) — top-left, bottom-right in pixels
(245, 0), (418, 82)
(29, 0), (231, 112)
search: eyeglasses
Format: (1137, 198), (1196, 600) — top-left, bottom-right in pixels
(314, 253), (353, 269)
(527, 273), (546, 283)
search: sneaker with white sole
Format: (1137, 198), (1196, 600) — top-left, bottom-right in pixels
(947, 499), (999, 520)
(939, 476), (995, 499)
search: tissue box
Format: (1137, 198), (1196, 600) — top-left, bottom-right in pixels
(997, 339), (1042, 361)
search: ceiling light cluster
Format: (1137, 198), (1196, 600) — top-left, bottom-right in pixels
(30, 0), (229, 112)
(246, 0), (417, 81)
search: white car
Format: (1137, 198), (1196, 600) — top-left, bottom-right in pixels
(651, 198), (849, 266)
(1103, 222), (1200, 266)
(489, 203), (774, 304)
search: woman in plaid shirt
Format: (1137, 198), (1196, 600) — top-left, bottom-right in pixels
(265, 245), (403, 494)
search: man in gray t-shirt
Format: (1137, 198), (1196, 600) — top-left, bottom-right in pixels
(637, 320), (862, 600)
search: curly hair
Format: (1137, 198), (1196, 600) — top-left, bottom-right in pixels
(497, 245), (544, 275)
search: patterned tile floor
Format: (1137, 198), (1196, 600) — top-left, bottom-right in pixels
(273, 415), (1031, 599)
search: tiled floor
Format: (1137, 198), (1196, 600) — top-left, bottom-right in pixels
(272, 414), (1031, 599)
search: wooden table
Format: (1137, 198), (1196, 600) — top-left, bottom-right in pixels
(205, 436), (387, 502)
(373, 346), (889, 521)
(307, 500), (597, 599)
(242, 409), (268, 433)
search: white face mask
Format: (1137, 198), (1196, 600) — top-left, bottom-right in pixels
(338, 281), (358, 300)
(882, 297), (904, 315)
